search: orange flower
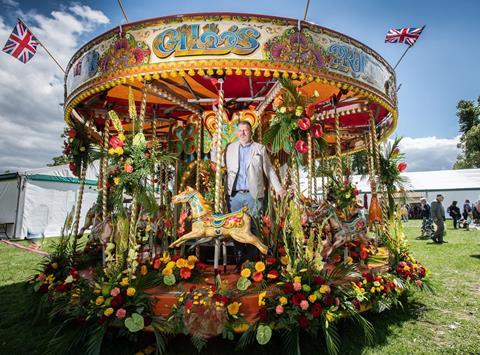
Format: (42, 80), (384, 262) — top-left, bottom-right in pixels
(305, 103), (316, 117)
(124, 162), (133, 173)
(180, 267), (191, 279)
(273, 95), (284, 108)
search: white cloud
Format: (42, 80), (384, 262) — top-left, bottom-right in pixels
(0, 7), (109, 173)
(1, 0), (19, 7)
(398, 136), (461, 172)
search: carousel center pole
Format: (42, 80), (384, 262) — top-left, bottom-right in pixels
(213, 78), (225, 277)
(71, 160), (87, 254)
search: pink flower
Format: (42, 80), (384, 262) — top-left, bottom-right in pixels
(300, 300), (309, 311)
(275, 305), (284, 314)
(110, 287), (120, 297)
(311, 123), (323, 138)
(109, 136), (124, 149)
(116, 308), (127, 318)
(298, 117), (311, 130)
(295, 139), (308, 154)
(293, 282), (302, 291)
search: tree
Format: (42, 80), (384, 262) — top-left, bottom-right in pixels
(351, 150), (369, 175)
(47, 155), (69, 167)
(454, 96), (480, 169)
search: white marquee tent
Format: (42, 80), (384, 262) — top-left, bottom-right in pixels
(0, 163), (99, 239)
(302, 168), (480, 214)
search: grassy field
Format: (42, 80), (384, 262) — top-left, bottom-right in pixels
(0, 220), (479, 354)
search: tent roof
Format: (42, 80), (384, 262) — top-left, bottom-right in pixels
(0, 162), (99, 184)
(351, 168), (480, 193)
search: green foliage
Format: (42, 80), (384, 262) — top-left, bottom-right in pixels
(454, 96), (480, 168)
(47, 154), (70, 167)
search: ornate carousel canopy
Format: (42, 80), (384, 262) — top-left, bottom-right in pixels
(64, 12), (397, 155)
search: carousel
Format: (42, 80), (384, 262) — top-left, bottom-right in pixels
(30, 13), (429, 354)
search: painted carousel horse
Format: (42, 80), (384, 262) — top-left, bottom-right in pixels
(168, 187), (268, 254)
(308, 200), (368, 259)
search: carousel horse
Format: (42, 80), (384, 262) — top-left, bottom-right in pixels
(308, 200), (368, 259)
(168, 187), (268, 254)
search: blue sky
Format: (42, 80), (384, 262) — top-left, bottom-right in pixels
(0, 0), (478, 171)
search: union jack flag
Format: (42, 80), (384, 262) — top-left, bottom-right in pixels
(385, 26), (425, 46)
(2, 19), (39, 63)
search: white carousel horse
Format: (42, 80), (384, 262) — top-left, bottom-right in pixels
(168, 187), (268, 254)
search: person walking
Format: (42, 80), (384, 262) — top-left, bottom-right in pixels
(447, 201), (461, 229)
(420, 198), (434, 238)
(431, 194), (446, 244)
(400, 205), (409, 222)
(224, 121), (286, 269)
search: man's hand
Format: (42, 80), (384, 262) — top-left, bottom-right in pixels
(276, 188), (287, 199)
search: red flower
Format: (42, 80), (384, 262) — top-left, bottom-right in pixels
(258, 307), (269, 321)
(313, 276), (325, 285)
(266, 257), (276, 265)
(171, 255), (180, 262)
(298, 315), (310, 328)
(252, 271), (264, 282)
(311, 303), (323, 318)
(180, 267), (191, 279)
(295, 139), (308, 154)
(284, 282), (294, 294)
(298, 117), (311, 130)
(111, 294), (124, 308)
(185, 300), (194, 310)
(291, 293), (306, 306)
(397, 162), (407, 172)
(68, 129), (76, 138)
(69, 162), (76, 172)
(305, 103), (316, 117)
(278, 246), (286, 256)
(267, 270), (279, 280)
(323, 294), (334, 306)
(109, 136), (124, 149)
(196, 262), (207, 270)
(152, 258), (162, 270)
(311, 123), (323, 138)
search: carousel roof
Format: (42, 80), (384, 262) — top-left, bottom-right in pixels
(64, 12), (398, 156)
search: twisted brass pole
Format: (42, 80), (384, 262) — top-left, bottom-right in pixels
(334, 109), (342, 180)
(307, 132), (313, 199)
(102, 120), (110, 221)
(196, 114), (203, 191)
(71, 161), (87, 253)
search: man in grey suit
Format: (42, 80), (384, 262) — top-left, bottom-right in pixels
(224, 121), (286, 268)
(430, 194), (446, 243)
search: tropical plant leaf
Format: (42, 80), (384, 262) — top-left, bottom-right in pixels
(281, 328), (300, 355)
(235, 324), (257, 351)
(256, 324), (272, 345)
(190, 336), (207, 353)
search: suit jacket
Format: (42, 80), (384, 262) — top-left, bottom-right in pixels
(225, 141), (282, 199)
(430, 201), (445, 221)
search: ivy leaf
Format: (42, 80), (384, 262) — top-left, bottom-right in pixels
(256, 324), (272, 345)
(124, 313), (145, 332)
(236, 276), (251, 291)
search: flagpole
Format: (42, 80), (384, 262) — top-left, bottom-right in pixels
(392, 25), (426, 71)
(18, 18), (65, 73)
(117, 0), (129, 23)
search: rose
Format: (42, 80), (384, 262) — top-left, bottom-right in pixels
(299, 300), (309, 310)
(311, 123), (323, 138)
(293, 282), (302, 291)
(295, 139), (308, 154)
(116, 308), (127, 318)
(68, 129), (76, 138)
(398, 162), (407, 172)
(110, 287), (121, 297)
(298, 117), (311, 130)
(275, 305), (284, 314)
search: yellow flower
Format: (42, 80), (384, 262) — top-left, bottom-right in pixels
(279, 106), (287, 113)
(240, 268), (251, 278)
(314, 90), (320, 97)
(227, 302), (241, 316)
(279, 296), (288, 305)
(140, 265), (148, 276)
(373, 281), (380, 287)
(95, 296), (105, 305)
(319, 284), (331, 294)
(187, 255), (198, 263)
(120, 277), (129, 287)
(108, 148), (115, 155)
(370, 287), (376, 293)
(326, 312), (334, 322)
(176, 258), (187, 268)
(104, 307), (114, 316)
(280, 256), (288, 265)
(126, 287), (136, 297)
(114, 146), (124, 155)
(160, 252), (171, 263)
(346, 257), (353, 264)
(308, 294), (317, 303)
(187, 261), (195, 270)
(233, 322), (250, 333)
(258, 291), (267, 306)
(294, 276), (302, 283)
(118, 133), (126, 141)
(162, 267), (173, 276)
(113, 177), (121, 185)
(165, 261), (176, 270)
(255, 261), (266, 272)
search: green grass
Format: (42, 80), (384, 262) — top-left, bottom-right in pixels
(0, 221), (479, 354)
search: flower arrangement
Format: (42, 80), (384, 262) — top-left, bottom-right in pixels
(393, 253), (428, 289)
(236, 258), (281, 290)
(62, 125), (97, 176)
(151, 253), (207, 286)
(264, 78), (326, 160)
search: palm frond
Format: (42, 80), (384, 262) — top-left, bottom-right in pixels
(235, 324), (257, 350)
(281, 328), (300, 355)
